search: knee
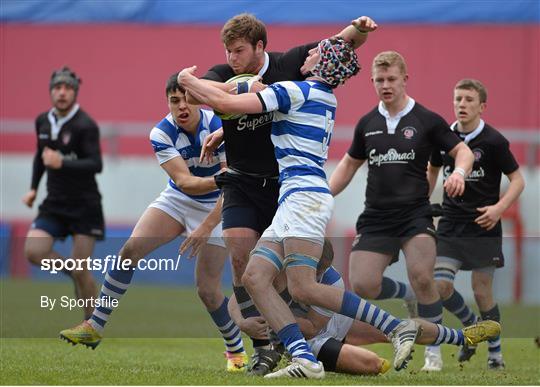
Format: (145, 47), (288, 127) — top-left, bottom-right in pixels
(410, 273), (435, 294)
(231, 254), (249, 277)
(349, 278), (381, 299)
(23, 243), (45, 265)
(288, 281), (316, 305)
(436, 280), (454, 300)
(196, 284), (220, 310)
(118, 241), (141, 264)
(472, 282), (491, 303)
(241, 266), (268, 293)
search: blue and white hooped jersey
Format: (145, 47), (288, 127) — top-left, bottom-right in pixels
(149, 110), (225, 203)
(257, 80), (336, 204)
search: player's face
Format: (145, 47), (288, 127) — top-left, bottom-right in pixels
(301, 47), (321, 75)
(50, 83), (76, 114)
(168, 90), (199, 129)
(225, 38), (263, 74)
(371, 65), (408, 106)
(454, 88), (485, 126)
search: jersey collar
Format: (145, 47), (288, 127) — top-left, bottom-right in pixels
(451, 119), (485, 144)
(47, 103), (80, 140)
(258, 52), (270, 77)
(378, 97), (415, 134)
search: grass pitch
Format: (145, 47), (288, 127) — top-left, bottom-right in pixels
(1, 279), (539, 385)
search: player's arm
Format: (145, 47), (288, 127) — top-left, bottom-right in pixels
(60, 122), (103, 172)
(186, 79), (238, 105)
(228, 295), (269, 339)
(427, 162), (441, 197)
(23, 119), (45, 208)
(179, 67), (263, 116)
(444, 142), (474, 198)
(335, 16), (378, 49)
(161, 156), (218, 196)
(179, 193), (223, 258)
(476, 169), (525, 230)
(329, 153), (365, 196)
(296, 308), (331, 340)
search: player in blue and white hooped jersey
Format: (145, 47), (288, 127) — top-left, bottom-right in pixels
(179, 23), (435, 378)
(60, 73), (249, 372)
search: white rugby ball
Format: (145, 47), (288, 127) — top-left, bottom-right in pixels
(215, 73), (257, 120)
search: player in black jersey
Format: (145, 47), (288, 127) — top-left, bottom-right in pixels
(428, 79), (524, 370)
(329, 51), (475, 371)
(191, 13), (377, 375)
(22, 67), (104, 320)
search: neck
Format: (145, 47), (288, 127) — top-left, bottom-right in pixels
(384, 95), (409, 117)
(457, 117), (481, 134)
(54, 104), (75, 118)
(252, 52), (266, 74)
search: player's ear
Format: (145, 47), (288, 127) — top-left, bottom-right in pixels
(479, 102), (487, 114)
(255, 40), (264, 54)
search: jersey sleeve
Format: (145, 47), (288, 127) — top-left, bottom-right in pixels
(201, 65), (226, 82)
(493, 137), (519, 174)
(257, 81), (305, 114)
(208, 112), (227, 164)
(427, 113), (462, 152)
(30, 115), (46, 190)
(273, 42), (318, 80)
(61, 118), (103, 173)
(347, 117), (368, 160)
(149, 126), (179, 165)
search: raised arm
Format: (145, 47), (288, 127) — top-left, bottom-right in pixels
(335, 16), (378, 49)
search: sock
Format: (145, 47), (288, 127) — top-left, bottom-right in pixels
(481, 304), (502, 359)
(340, 290), (401, 335)
(376, 277), (414, 301)
(276, 323), (317, 363)
(209, 297), (245, 354)
(233, 285), (270, 349)
(88, 266), (134, 332)
(432, 324), (465, 345)
(442, 290), (478, 326)
(418, 299), (444, 352)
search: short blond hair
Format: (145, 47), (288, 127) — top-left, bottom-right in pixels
(455, 78), (488, 103)
(221, 13), (267, 49)
(372, 51), (407, 75)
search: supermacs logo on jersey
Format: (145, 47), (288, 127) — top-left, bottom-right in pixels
(401, 126), (417, 140)
(368, 148), (416, 166)
(236, 112), (274, 131)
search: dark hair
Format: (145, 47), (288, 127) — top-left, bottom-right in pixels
(50, 66), (81, 93)
(166, 72), (185, 97)
(221, 13), (267, 49)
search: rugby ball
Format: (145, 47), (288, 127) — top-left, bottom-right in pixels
(214, 73), (257, 120)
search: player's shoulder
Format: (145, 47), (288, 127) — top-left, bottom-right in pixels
(35, 111), (48, 124)
(204, 64), (235, 82)
(75, 109), (99, 130)
(411, 101), (447, 126)
(481, 123), (509, 146)
(152, 114), (177, 136)
(199, 108), (222, 131)
(355, 106), (380, 129)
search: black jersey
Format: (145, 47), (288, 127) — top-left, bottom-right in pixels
(203, 43), (317, 177)
(31, 107), (103, 202)
(348, 100), (461, 209)
(430, 122), (519, 221)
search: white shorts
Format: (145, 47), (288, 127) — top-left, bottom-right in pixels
(261, 191), (334, 244)
(148, 184), (225, 248)
(307, 313), (354, 357)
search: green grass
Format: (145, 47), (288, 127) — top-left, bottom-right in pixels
(1, 279), (539, 385)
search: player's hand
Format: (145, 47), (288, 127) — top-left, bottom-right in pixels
(200, 128), (224, 164)
(179, 224), (211, 259)
(177, 66), (198, 86)
(239, 317), (269, 339)
(248, 79), (267, 93)
(351, 16), (378, 33)
(475, 205), (503, 230)
(42, 147), (63, 169)
(443, 172), (465, 197)
(22, 189), (37, 208)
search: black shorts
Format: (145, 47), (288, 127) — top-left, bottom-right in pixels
(317, 338), (343, 372)
(219, 172), (279, 235)
(437, 218), (504, 270)
(34, 198), (105, 240)
(352, 203), (435, 263)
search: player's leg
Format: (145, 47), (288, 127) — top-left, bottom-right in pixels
(195, 241), (247, 371)
(284, 237), (417, 371)
(60, 207), (184, 347)
(348, 250), (393, 299)
(242, 240), (325, 379)
(402, 233), (444, 371)
(69, 234), (98, 319)
(317, 338), (389, 375)
(472, 268), (504, 370)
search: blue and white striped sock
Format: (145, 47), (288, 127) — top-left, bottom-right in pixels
(209, 297), (245, 354)
(418, 299), (444, 353)
(481, 304), (502, 359)
(340, 290), (401, 335)
(376, 277), (414, 300)
(88, 267), (134, 332)
(432, 324), (465, 346)
(277, 323), (317, 363)
(443, 290), (478, 326)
